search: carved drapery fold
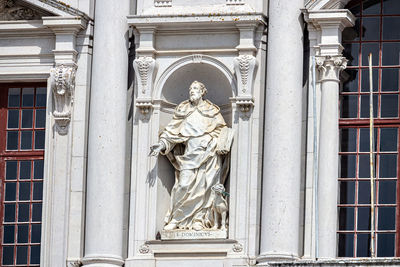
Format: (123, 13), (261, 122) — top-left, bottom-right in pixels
(316, 55), (347, 82)
(133, 56), (157, 114)
(50, 65), (76, 134)
(233, 54), (257, 112)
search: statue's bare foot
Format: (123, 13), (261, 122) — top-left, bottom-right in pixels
(211, 225), (218, 230)
(164, 223), (177, 231)
(192, 222), (203, 231)
(220, 225), (227, 231)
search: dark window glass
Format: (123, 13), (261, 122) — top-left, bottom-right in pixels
(33, 182), (43, 201)
(340, 181), (355, 204)
(31, 224), (41, 243)
(382, 43), (400, 66)
(362, 43), (379, 66)
(32, 203), (42, 222)
(382, 68), (399, 92)
(383, 0), (400, 15)
(380, 128), (398, 151)
(19, 182), (30, 201)
(360, 95), (378, 118)
(4, 204), (15, 222)
(6, 161), (17, 180)
(35, 109), (46, 128)
(341, 95), (358, 118)
(341, 128), (357, 152)
(2, 246), (14, 265)
(21, 88), (34, 107)
(358, 181), (371, 204)
(20, 161), (31, 180)
(35, 130), (45, 150)
(377, 233), (395, 257)
(379, 180), (397, 204)
(8, 88), (20, 107)
(33, 160), (43, 179)
(357, 207), (371, 230)
(378, 207), (396, 230)
(5, 183), (16, 201)
(7, 110), (19, 129)
(30, 245), (40, 264)
(359, 154), (373, 178)
(363, 0), (381, 14)
(356, 233), (371, 257)
(343, 44), (360, 65)
(20, 131), (32, 150)
(380, 154), (397, 177)
(339, 207), (355, 230)
(381, 94), (398, 117)
(16, 246), (28, 264)
(21, 109), (33, 129)
(18, 204), (29, 222)
(340, 155), (357, 178)
(383, 17), (400, 40)
(359, 128), (378, 152)
(3, 225), (15, 244)
(6, 131), (18, 150)
(17, 225), (28, 243)
(362, 17), (380, 40)
(343, 69), (359, 92)
(361, 68), (378, 92)
(36, 87), (46, 107)
(338, 233), (354, 257)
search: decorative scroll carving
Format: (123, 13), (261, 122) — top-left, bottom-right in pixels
(50, 65), (76, 135)
(0, 0), (42, 20)
(316, 55), (347, 82)
(232, 242), (243, 253)
(133, 56), (157, 114)
(154, 0), (172, 7)
(233, 54), (257, 112)
(139, 244), (151, 254)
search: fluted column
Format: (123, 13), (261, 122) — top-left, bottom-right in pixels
(82, 1), (130, 266)
(258, 0), (304, 262)
(316, 56), (347, 258)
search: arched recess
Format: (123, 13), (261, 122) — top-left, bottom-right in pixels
(153, 55), (236, 232)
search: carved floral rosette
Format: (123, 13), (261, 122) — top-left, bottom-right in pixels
(50, 65), (77, 135)
(133, 56), (157, 114)
(233, 54), (258, 112)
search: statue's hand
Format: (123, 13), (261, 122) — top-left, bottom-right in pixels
(149, 142), (165, 157)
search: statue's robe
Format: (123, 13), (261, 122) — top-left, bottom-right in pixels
(160, 99), (228, 230)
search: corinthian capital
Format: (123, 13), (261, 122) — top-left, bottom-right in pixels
(50, 65), (77, 135)
(316, 56), (347, 82)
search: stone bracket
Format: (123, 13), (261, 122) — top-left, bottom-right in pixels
(50, 64), (77, 135)
(133, 56), (157, 114)
(233, 54), (257, 112)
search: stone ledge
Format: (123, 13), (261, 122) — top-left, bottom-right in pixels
(262, 258), (400, 267)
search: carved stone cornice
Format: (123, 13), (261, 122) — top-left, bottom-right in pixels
(233, 54), (257, 112)
(316, 55), (347, 83)
(50, 64), (77, 135)
(0, 0), (44, 20)
(133, 56), (157, 114)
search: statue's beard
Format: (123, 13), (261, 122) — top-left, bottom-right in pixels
(190, 95), (201, 103)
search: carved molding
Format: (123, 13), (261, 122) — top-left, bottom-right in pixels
(133, 56), (157, 114)
(316, 55), (347, 83)
(139, 244), (151, 254)
(67, 260), (82, 267)
(50, 65), (76, 135)
(192, 54), (203, 64)
(232, 242), (243, 253)
(154, 0), (172, 7)
(0, 0), (43, 20)
(233, 54), (257, 112)
(226, 0), (244, 5)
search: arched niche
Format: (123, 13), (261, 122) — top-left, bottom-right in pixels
(154, 56), (235, 233)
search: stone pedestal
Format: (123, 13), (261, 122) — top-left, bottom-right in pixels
(161, 230), (227, 240)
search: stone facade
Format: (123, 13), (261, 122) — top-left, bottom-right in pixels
(0, 0), (398, 266)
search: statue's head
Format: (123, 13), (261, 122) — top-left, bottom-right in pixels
(189, 81), (207, 102)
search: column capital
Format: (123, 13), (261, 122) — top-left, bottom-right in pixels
(316, 55), (347, 82)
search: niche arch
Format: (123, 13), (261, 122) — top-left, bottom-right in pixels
(153, 55), (236, 233)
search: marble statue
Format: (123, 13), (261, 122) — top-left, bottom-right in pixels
(150, 81), (233, 232)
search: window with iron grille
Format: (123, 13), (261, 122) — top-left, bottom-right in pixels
(339, 0), (400, 257)
(0, 84), (46, 266)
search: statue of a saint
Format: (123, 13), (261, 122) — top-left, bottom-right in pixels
(150, 81), (233, 232)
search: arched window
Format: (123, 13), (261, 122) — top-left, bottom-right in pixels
(339, 0), (400, 257)
(0, 84), (46, 266)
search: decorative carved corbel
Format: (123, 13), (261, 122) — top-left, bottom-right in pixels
(233, 54), (258, 112)
(133, 56), (157, 114)
(50, 65), (76, 135)
(316, 55), (347, 82)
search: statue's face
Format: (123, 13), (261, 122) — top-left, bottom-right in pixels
(189, 83), (202, 102)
